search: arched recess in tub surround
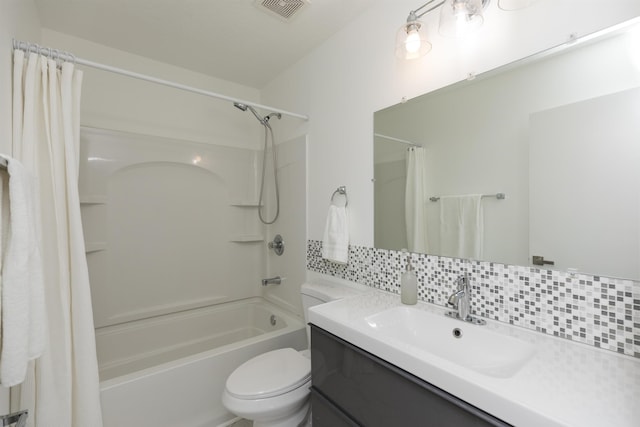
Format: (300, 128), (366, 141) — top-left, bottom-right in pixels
(79, 126), (266, 328)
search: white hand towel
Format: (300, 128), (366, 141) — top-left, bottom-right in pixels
(322, 205), (349, 264)
(439, 194), (484, 260)
(0, 155), (46, 386)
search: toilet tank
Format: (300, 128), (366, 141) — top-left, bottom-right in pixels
(300, 279), (366, 327)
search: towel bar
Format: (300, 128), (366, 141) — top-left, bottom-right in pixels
(1, 410), (28, 427)
(330, 186), (348, 207)
(429, 193), (505, 202)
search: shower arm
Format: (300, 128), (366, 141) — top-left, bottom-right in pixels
(234, 103), (282, 126)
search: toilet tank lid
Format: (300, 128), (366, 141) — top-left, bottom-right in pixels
(301, 279), (366, 302)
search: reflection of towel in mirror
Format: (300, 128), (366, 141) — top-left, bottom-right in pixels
(439, 195), (483, 260)
(322, 205), (349, 264)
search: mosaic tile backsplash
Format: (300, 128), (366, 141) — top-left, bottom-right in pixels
(307, 240), (640, 358)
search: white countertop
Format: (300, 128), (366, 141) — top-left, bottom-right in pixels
(308, 289), (640, 427)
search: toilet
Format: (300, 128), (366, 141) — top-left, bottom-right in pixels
(222, 280), (364, 427)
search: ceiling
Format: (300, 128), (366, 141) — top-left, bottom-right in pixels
(34, 0), (381, 88)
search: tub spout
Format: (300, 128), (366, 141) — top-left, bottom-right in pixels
(261, 276), (281, 286)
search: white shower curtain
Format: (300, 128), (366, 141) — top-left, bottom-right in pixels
(11, 50), (103, 426)
(405, 147), (429, 253)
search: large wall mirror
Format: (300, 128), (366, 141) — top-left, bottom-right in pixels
(374, 20), (640, 281)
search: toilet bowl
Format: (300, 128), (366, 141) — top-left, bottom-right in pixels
(222, 348), (311, 427)
(221, 280), (365, 426)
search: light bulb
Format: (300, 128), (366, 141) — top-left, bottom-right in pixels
(439, 0), (484, 38)
(395, 20), (431, 59)
(453, 0), (467, 16)
(405, 29), (422, 54)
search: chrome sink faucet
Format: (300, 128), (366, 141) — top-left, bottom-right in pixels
(446, 273), (486, 325)
(448, 273), (471, 319)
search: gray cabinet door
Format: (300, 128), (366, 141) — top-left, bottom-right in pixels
(311, 325), (511, 427)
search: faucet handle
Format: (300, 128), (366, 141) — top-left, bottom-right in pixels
(454, 273), (468, 289)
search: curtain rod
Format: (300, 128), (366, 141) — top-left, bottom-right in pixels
(12, 39), (309, 121)
(374, 133), (422, 147)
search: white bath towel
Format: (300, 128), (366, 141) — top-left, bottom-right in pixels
(439, 195), (484, 260)
(0, 154), (46, 386)
(322, 205), (349, 264)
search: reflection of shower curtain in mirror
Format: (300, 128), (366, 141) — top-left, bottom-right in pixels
(405, 147), (429, 253)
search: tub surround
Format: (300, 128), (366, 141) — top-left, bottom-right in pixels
(80, 127), (268, 328)
(307, 240), (639, 358)
(309, 290), (640, 427)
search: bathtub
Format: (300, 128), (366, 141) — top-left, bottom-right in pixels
(98, 297), (307, 427)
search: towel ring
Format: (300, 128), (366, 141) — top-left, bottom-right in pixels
(330, 186), (348, 207)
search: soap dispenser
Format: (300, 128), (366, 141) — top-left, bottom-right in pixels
(400, 249), (418, 305)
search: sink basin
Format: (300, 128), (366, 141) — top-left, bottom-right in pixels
(364, 306), (535, 378)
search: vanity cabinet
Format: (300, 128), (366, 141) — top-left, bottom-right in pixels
(310, 325), (511, 427)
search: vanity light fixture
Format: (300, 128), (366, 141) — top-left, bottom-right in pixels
(395, 7), (432, 59)
(396, 0), (490, 59)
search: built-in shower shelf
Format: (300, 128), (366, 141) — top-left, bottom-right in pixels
(229, 201), (262, 208)
(80, 195), (108, 205)
(85, 242), (107, 253)
(229, 235), (264, 243)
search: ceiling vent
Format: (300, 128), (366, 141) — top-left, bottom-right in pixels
(255, 0), (309, 21)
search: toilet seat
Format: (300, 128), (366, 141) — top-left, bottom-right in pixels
(226, 348), (311, 400)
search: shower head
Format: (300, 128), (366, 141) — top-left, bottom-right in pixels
(233, 102), (248, 112)
(233, 102), (281, 126)
(234, 102), (266, 125)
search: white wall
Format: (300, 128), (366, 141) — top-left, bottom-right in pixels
(373, 141), (407, 251)
(530, 88), (640, 279)
(0, 0), (41, 154)
(41, 29), (263, 150)
(261, 0), (640, 248)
